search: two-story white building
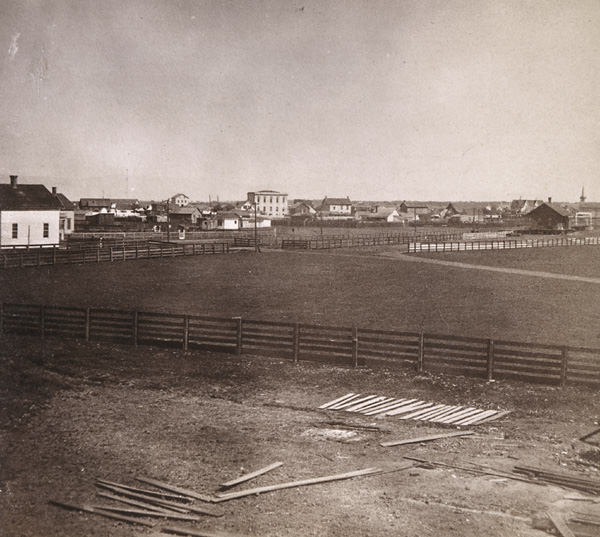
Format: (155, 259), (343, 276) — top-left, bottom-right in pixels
(246, 190), (288, 218)
(0, 175), (62, 248)
(319, 197), (353, 218)
(169, 193), (190, 207)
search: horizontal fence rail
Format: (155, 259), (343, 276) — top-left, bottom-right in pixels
(1, 302), (599, 388)
(409, 236), (600, 253)
(0, 242), (232, 269)
(282, 231), (462, 250)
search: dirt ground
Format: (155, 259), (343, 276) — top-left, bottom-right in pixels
(1, 334), (599, 537)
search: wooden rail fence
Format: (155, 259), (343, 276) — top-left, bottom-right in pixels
(0, 242), (231, 269)
(282, 232), (462, 250)
(409, 236), (600, 253)
(1, 302), (598, 388)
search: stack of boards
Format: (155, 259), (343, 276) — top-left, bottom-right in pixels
(319, 393), (508, 426)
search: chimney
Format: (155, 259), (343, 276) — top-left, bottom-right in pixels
(548, 197), (552, 203)
(52, 186), (57, 195)
(10, 175), (18, 188)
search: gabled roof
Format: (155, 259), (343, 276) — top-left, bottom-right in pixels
(0, 184), (62, 211)
(53, 192), (74, 210)
(527, 202), (570, 218)
(170, 193), (189, 198)
(322, 197), (352, 205)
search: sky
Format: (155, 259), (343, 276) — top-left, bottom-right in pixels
(0, 0), (599, 202)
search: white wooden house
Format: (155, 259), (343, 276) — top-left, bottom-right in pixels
(0, 175), (62, 248)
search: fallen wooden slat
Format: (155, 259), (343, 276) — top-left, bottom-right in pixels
(91, 504), (200, 521)
(399, 404), (446, 420)
(354, 397), (396, 413)
(136, 477), (216, 503)
(97, 491), (175, 514)
(362, 398), (413, 415)
(328, 394), (364, 410)
(386, 401), (432, 416)
(48, 499), (154, 527)
(547, 511), (577, 537)
(162, 525), (249, 537)
(432, 407), (477, 423)
(381, 430), (475, 447)
(96, 478), (191, 502)
(221, 462), (283, 489)
(454, 409), (498, 426)
(345, 396), (387, 412)
(412, 405), (455, 421)
(213, 467), (383, 502)
(579, 427), (600, 444)
(441, 408), (485, 424)
(570, 516), (600, 526)
(335, 395), (377, 410)
(475, 410), (511, 425)
(319, 393), (355, 409)
(564, 494), (600, 503)
(320, 420), (381, 432)
(96, 482), (223, 516)
(418, 405), (462, 422)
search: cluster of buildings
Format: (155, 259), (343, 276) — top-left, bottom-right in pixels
(1, 175), (599, 249)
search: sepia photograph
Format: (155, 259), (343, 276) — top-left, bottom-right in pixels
(1, 1), (600, 536)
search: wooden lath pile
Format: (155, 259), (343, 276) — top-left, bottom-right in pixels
(319, 393), (509, 426)
(514, 465), (600, 496)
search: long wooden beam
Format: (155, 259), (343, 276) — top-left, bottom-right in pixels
(91, 504), (200, 522)
(136, 477), (216, 503)
(162, 525), (249, 537)
(220, 462), (283, 489)
(48, 499), (154, 527)
(381, 430), (474, 447)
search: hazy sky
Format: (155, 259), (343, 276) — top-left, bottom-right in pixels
(1, 0), (599, 201)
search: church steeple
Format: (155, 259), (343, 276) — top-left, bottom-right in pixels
(580, 186), (586, 203)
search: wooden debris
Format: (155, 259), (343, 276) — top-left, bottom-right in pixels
(96, 491), (176, 514)
(547, 511), (577, 537)
(91, 504), (200, 521)
(96, 478), (191, 502)
(220, 462), (283, 489)
(579, 427), (600, 445)
(162, 525), (249, 537)
(475, 410), (511, 425)
(213, 467), (386, 502)
(570, 515), (600, 527)
(514, 465), (600, 495)
(48, 499), (154, 527)
(136, 477), (216, 503)
(318, 393), (355, 409)
(320, 420), (382, 432)
(381, 430), (475, 447)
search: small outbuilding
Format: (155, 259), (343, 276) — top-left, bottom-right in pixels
(526, 200), (570, 230)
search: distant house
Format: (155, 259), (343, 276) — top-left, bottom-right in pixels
(290, 201), (316, 216)
(577, 202), (600, 229)
(355, 207), (400, 223)
(319, 197), (353, 218)
(79, 198), (141, 211)
(52, 187), (75, 239)
(0, 175), (62, 248)
(168, 206), (201, 227)
(398, 203), (429, 221)
(510, 199), (543, 216)
(526, 201), (570, 230)
(247, 190), (288, 217)
(216, 212), (242, 230)
(169, 193), (190, 207)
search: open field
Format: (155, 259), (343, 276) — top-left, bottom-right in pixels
(1, 334), (599, 537)
(1, 249), (600, 348)
(415, 246), (600, 279)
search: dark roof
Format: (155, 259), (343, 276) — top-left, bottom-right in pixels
(527, 202), (570, 218)
(169, 206), (199, 215)
(80, 198), (140, 209)
(0, 184), (62, 211)
(322, 197), (351, 205)
(53, 192), (74, 210)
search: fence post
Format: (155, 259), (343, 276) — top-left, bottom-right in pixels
(96, 248), (100, 263)
(20, 252), (24, 267)
(293, 323), (300, 363)
(352, 326), (359, 367)
(135, 243), (139, 259)
(123, 245), (126, 260)
(178, 315), (187, 351)
(418, 331), (424, 373)
(0, 302), (3, 336)
(132, 311), (138, 346)
(234, 316), (242, 355)
(487, 339), (495, 381)
(85, 308), (91, 341)
(40, 305), (46, 339)
(110, 247), (114, 262)
(560, 347), (568, 386)
(193, 243), (196, 256)
(37, 250), (41, 266)
(52, 246), (57, 265)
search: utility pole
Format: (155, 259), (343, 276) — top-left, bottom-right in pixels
(166, 198), (170, 242)
(254, 201), (259, 253)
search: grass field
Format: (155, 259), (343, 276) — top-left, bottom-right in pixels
(1, 248), (599, 348)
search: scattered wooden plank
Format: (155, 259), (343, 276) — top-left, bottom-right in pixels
(136, 477), (217, 503)
(48, 499), (154, 527)
(386, 401), (433, 416)
(328, 394), (364, 410)
(579, 427), (600, 445)
(96, 478), (191, 502)
(432, 407), (477, 423)
(213, 467), (384, 502)
(547, 511), (577, 537)
(412, 404), (455, 421)
(320, 420), (382, 432)
(399, 404), (446, 420)
(91, 504), (200, 521)
(345, 396), (387, 412)
(353, 397), (395, 413)
(96, 491), (175, 514)
(162, 525), (249, 537)
(335, 395), (377, 410)
(318, 393), (355, 409)
(381, 430), (475, 447)
(418, 405), (462, 422)
(454, 409), (498, 426)
(475, 410), (511, 425)
(570, 516), (600, 527)
(221, 462), (283, 489)
(362, 398), (414, 416)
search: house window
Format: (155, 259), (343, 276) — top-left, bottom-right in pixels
(270, 196), (272, 203)
(67, 218), (72, 230)
(43, 223), (49, 238)
(12, 223), (18, 238)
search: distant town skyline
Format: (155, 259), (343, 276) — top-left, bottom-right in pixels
(1, 1), (599, 202)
